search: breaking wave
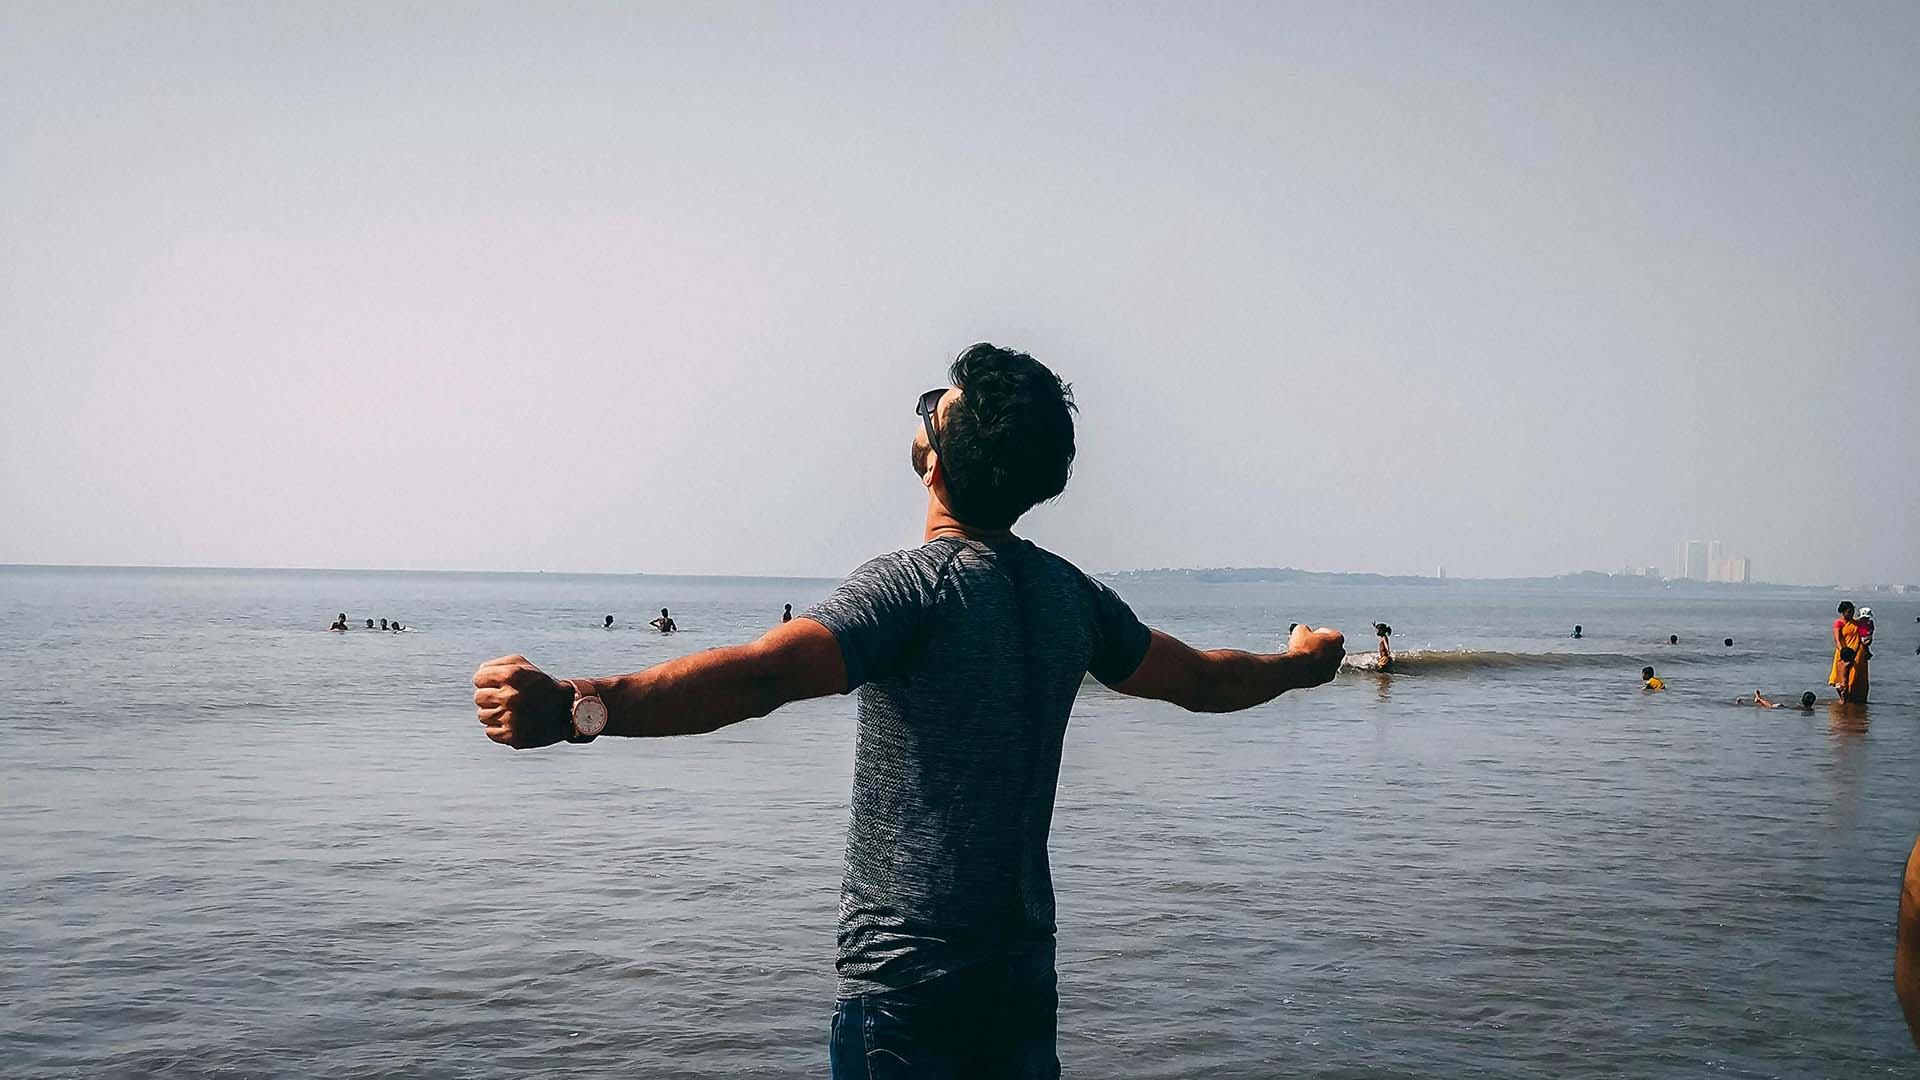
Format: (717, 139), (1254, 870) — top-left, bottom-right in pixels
(1342, 649), (1656, 674)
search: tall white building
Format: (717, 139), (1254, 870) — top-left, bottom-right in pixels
(1707, 540), (1726, 582)
(1679, 540), (1709, 581)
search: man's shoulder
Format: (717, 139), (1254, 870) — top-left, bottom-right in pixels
(836, 539), (972, 592)
(1018, 542), (1116, 594)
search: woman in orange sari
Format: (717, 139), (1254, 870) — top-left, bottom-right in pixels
(1829, 601), (1855, 690)
(1837, 608), (1870, 703)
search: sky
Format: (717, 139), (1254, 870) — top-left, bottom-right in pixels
(2, 2), (1916, 584)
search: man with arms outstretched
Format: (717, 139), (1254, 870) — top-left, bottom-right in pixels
(471, 344), (1346, 1077)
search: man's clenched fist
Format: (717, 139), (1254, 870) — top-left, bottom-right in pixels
(1285, 624), (1347, 688)
(472, 654), (571, 749)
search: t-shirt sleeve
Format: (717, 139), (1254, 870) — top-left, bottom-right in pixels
(801, 553), (935, 691)
(1083, 575), (1151, 686)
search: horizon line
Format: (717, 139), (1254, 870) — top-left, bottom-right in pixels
(0, 559), (1891, 591)
(0, 561), (841, 581)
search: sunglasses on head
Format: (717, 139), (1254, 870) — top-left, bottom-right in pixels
(916, 387), (948, 457)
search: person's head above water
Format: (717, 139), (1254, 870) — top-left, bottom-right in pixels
(913, 343), (1076, 531)
(1724, 638), (1733, 647)
(604, 615), (614, 627)
(1800, 691), (1817, 708)
(365, 619), (374, 628)
(660, 608), (669, 617)
(1641, 666), (1656, 680)
(1668, 635), (1678, 645)
(1573, 624), (1583, 636)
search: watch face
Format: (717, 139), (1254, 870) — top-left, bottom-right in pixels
(573, 696), (609, 737)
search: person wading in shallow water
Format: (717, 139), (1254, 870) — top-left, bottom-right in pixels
(470, 343), (1346, 1078)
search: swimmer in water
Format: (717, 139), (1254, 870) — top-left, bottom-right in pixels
(605, 615), (615, 629)
(380, 618), (389, 631)
(1572, 624), (1583, 639)
(782, 604), (793, 624)
(1667, 635), (1679, 646)
(365, 619), (375, 630)
(328, 613), (348, 632)
(650, 608), (678, 634)
(1746, 691), (1818, 711)
(1372, 622), (1393, 671)
(1642, 666), (1665, 691)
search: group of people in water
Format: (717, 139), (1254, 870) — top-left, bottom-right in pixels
(1641, 599), (1883, 705)
(332, 604), (804, 635)
(1359, 603), (1891, 707)
(600, 609), (682, 633)
(598, 603), (796, 634)
(325, 613), (406, 632)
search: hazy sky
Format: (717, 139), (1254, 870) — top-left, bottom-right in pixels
(3, 2), (1916, 584)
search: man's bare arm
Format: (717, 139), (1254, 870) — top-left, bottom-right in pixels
(472, 618), (846, 749)
(1898, 832), (1920, 1051)
(1108, 625), (1345, 713)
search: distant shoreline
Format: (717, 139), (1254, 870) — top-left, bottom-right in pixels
(2, 561), (1911, 595)
(1099, 567), (1906, 594)
(0, 563), (839, 583)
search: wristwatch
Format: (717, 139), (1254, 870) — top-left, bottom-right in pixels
(565, 679), (608, 743)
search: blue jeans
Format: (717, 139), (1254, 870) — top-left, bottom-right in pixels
(829, 958), (1060, 1079)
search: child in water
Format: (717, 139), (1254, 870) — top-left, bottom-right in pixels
(1372, 622), (1393, 672)
(1642, 666), (1665, 691)
(1746, 691), (1818, 711)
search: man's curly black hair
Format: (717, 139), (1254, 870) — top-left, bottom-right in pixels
(939, 343), (1076, 529)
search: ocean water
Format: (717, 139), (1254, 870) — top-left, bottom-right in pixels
(2, 565), (1916, 1079)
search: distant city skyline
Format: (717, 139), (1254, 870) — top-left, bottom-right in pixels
(1673, 538), (1754, 585)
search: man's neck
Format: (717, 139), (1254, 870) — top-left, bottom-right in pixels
(923, 500), (1013, 545)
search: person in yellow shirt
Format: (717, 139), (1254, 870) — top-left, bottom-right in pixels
(1642, 666), (1665, 691)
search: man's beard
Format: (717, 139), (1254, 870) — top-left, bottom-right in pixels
(911, 440), (931, 479)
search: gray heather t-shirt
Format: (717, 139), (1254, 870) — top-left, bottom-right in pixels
(804, 536), (1152, 998)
